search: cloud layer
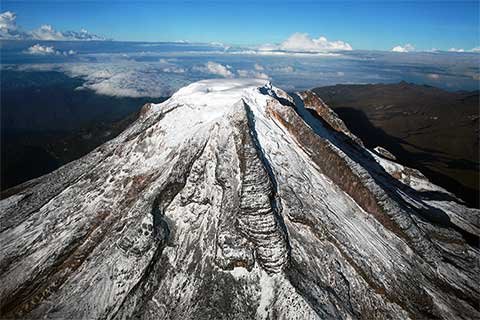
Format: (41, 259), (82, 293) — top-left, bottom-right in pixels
(0, 11), (106, 40)
(260, 33), (353, 53)
(4, 40), (479, 98)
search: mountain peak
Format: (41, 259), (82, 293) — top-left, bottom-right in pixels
(0, 79), (478, 319)
(151, 78), (273, 112)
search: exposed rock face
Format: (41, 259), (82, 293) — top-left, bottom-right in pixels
(298, 90), (364, 146)
(374, 146), (397, 161)
(0, 79), (478, 320)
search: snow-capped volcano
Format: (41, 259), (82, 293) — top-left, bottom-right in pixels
(0, 79), (478, 319)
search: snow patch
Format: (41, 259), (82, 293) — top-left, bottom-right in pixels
(257, 272), (276, 319)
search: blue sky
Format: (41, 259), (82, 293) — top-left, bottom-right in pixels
(2, 1), (479, 51)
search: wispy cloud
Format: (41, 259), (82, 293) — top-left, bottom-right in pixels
(158, 58), (186, 73)
(274, 66), (295, 73)
(0, 11), (107, 40)
(161, 66), (186, 73)
(68, 65), (190, 97)
(236, 69), (270, 79)
(259, 33), (352, 53)
(448, 47), (480, 53)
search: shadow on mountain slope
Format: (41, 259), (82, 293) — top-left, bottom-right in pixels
(314, 82), (479, 208)
(335, 106), (478, 208)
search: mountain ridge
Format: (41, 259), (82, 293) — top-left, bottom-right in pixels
(313, 82), (479, 208)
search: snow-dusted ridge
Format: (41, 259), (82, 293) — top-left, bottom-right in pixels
(0, 79), (478, 319)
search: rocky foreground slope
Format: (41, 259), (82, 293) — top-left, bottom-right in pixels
(0, 79), (479, 319)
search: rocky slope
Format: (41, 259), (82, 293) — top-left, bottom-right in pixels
(313, 82), (479, 208)
(0, 79), (478, 319)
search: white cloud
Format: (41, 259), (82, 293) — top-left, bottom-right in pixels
(0, 11), (15, 30)
(205, 62), (233, 77)
(25, 44), (77, 56)
(260, 33), (352, 53)
(63, 28), (106, 41)
(26, 44), (57, 55)
(209, 41), (225, 47)
(0, 11), (28, 39)
(193, 61), (234, 78)
(194, 61), (270, 79)
(30, 24), (105, 41)
(448, 48), (465, 52)
(391, 44), (415, 53)
(66, 65), (189, 97)
(31, 25), (65, 40)
(157, 58), (186, 73)
(229, 49), (342, 57)
(236, 69), (270, 79)
(254, 63), (264, 71)
(11, 61), (197, 98)
(0, 11), (106, 40)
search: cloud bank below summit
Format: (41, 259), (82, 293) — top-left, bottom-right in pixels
(9, 59), (270, 98)
(7, 43), (478, 99)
